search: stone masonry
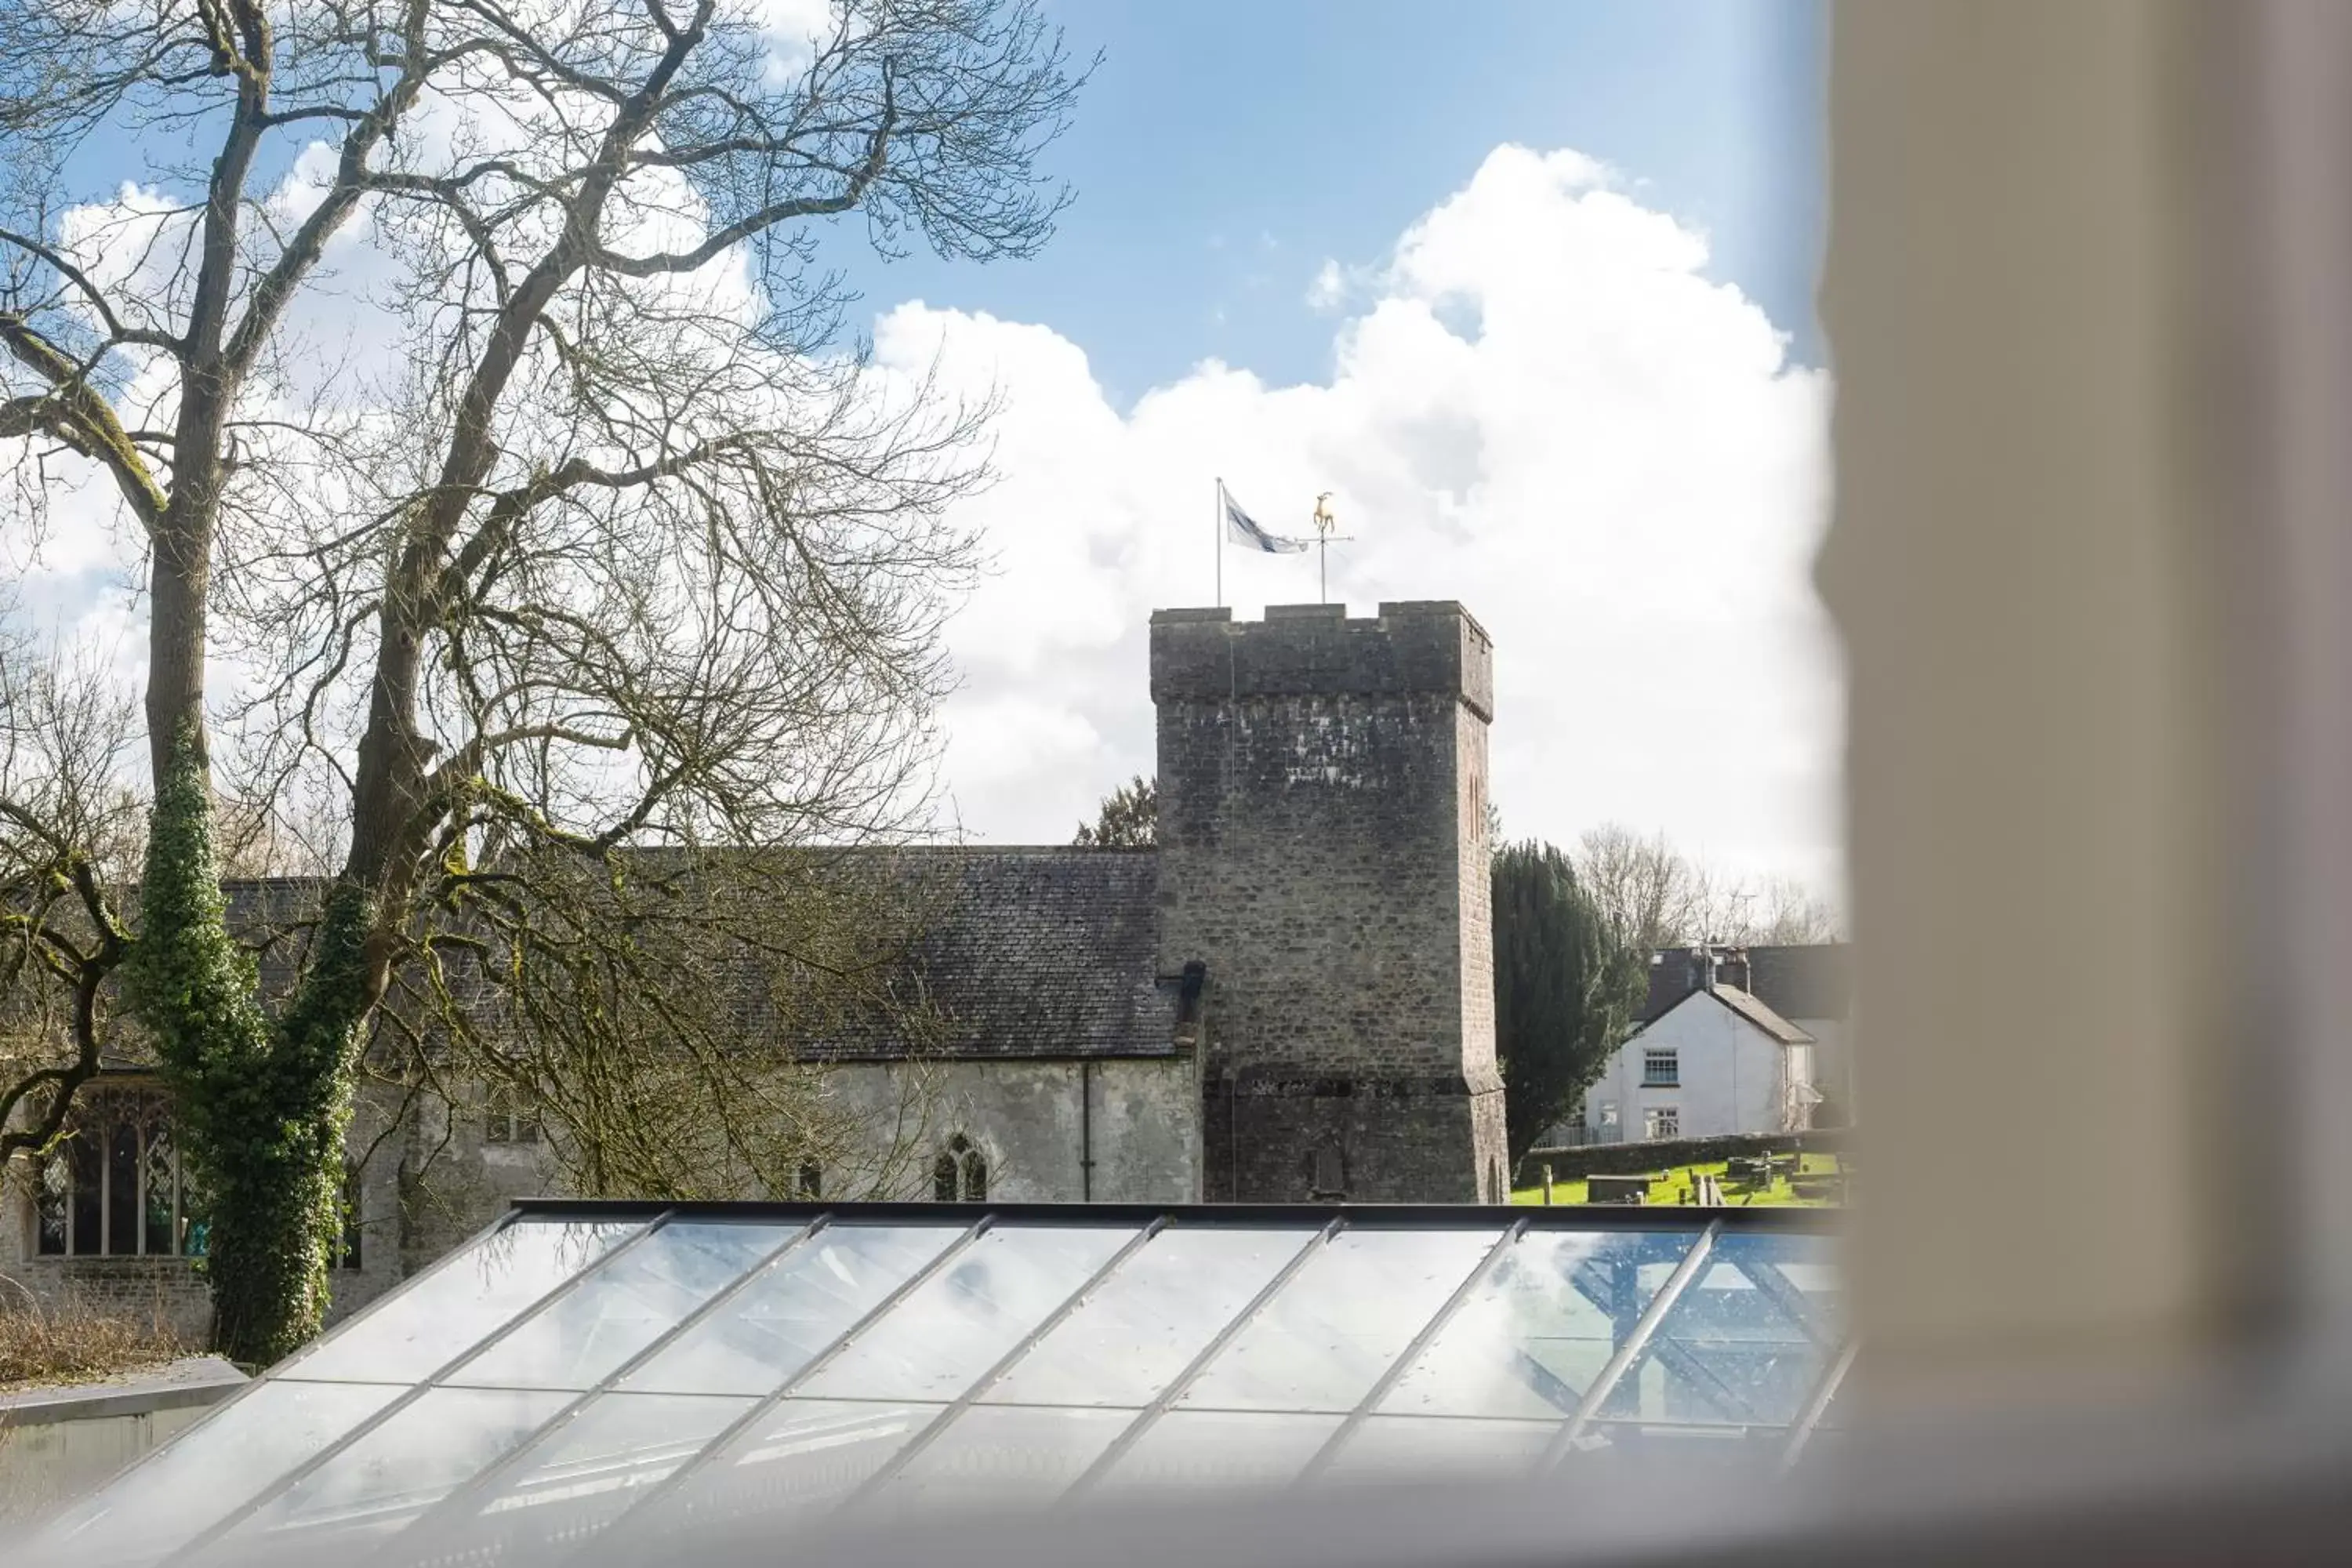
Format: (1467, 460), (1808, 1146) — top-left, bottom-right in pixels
(1152, 601), (1508, 1202)
(5, 600), (1512, 1338)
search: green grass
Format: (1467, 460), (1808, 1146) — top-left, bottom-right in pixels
(1510, 1152), (1845, 1209)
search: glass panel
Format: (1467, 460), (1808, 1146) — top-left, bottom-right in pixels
(1177, 1229), (1501, 1413)
(223, 1386), (569, 1548)
(796, 1225), (1134, 1403)
(285, 1220), (637, 1384)
(871, 1405), (1132, 1512)
(624, 1225), (964, 1396)
(648, 1398), (939, 1534)
(1623, 1232), (1843, 1428)
(1316, 1414), (1555, 1486)
(985, 1228), (1309, 1408)
(1087, 1411), (1342, 1497)
(68, 1127), (100, 1255)
(107, 1118), (138, 1257)
(379, 1392), (754, 1568)
(35, 1381), (403, 1563)
(1377, 1229), (1693, 1418)
(448, 1222), (796, 1391)
(143, 1120), (176, 1257)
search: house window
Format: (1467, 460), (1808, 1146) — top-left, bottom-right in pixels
(34, 1090), (198, 1258)
(931, 1135), (988, 1202)
(483, 1080), (542, 1145)
(1646, 1105), (1681, 1141)
(1642, 1048), (1680, 1087)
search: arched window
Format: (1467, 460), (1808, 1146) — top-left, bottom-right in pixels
(34, 1087), (197, 1258)
(933, 1134), (987, 1202)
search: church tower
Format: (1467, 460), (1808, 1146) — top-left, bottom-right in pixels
(1151, 601), (1508, 1203)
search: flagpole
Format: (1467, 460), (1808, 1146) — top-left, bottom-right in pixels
(1214, 477), (1223, 608)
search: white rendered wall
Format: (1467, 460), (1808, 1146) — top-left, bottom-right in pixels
(1584, 995), (1800, 1141)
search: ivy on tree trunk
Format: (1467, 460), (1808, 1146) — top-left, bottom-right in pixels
(125, 729), (363, 1364)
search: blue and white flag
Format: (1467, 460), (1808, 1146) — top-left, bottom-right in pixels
(1221, 482), (1309, 554)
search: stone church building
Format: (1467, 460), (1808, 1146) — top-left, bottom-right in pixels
(3, 601), (1504, 1335)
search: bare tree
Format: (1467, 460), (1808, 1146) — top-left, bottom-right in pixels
(1574, 823), (1843, 951)
(1742, 873), (1842, 946)
(1573, 825), (1707, 953)
(0, 618), (140, 1173)
(2, 0), (1086, 1359)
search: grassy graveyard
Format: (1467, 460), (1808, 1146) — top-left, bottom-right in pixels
(1511, 1151), (1848, 1208)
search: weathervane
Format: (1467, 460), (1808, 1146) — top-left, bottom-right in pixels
(1310, 492), (1351, 604)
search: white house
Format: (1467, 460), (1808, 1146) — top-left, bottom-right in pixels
(1584, 946), (1829, 1144)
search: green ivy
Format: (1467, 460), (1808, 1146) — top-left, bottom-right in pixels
(125, 728), (371, 1365)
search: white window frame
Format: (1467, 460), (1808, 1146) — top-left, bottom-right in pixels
(1642, 1047), (1680, 1087)
(1645, 1105), (1681, 1142)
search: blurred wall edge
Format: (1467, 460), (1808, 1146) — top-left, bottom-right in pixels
(1821, 0), (2352, 1415)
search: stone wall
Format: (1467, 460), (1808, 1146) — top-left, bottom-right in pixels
(818, 1057), (1199, 1203)
(1519, 1126), (1857, 1184)
(1154, 601), (1506, 1202)
(0, 1083), (416, 1343)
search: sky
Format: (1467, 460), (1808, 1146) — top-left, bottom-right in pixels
(6, 0), (1840, 895)
(852, 0), (1842, 889)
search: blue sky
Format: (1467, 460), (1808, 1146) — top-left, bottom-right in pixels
(11, 1), (1843, 887)
(824, 0), (1827, 407)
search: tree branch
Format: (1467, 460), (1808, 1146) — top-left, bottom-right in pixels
(0, 314), (168, 528)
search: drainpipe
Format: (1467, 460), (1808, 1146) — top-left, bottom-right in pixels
(1080, 1059), (1095, 1202)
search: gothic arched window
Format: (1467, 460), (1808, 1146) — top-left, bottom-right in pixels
(933, 1134), (988, 1202)
(34, 1087), (196, 1258)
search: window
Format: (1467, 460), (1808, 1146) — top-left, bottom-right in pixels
(1643, 1048), (1680, 1087)
(1309, 1143), (1347, 1200)
(931, 1134), (987, 1202)
(34, 1089), (199, 1258)
(483, 1080), (542, 1145)
(1646, 1105), (1681, 1141)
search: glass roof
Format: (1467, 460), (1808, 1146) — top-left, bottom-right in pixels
(27, 1203), (1845, 1568)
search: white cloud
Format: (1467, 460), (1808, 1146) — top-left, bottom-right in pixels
(1304, 258), (1361, 314)
(9, 136), (1839, 895)
(888, 144), (1840, 889)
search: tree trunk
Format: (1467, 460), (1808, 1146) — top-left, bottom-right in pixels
(126, 726), (335, 1364)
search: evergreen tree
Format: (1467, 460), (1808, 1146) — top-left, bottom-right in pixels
(1075, 776), (1157, 847)
(1491, 840), (1646, 1166)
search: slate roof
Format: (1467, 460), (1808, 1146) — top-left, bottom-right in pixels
(1704, 984), (1817, 1045)
(200, 848), (1178, 1066)
(796, 846), (1178, 1062)
(1642, 942), (1852, 1024)
(1632, 982), (1815, 1047)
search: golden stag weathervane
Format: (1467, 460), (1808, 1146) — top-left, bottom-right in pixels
(1310, 492), (1351, 603)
